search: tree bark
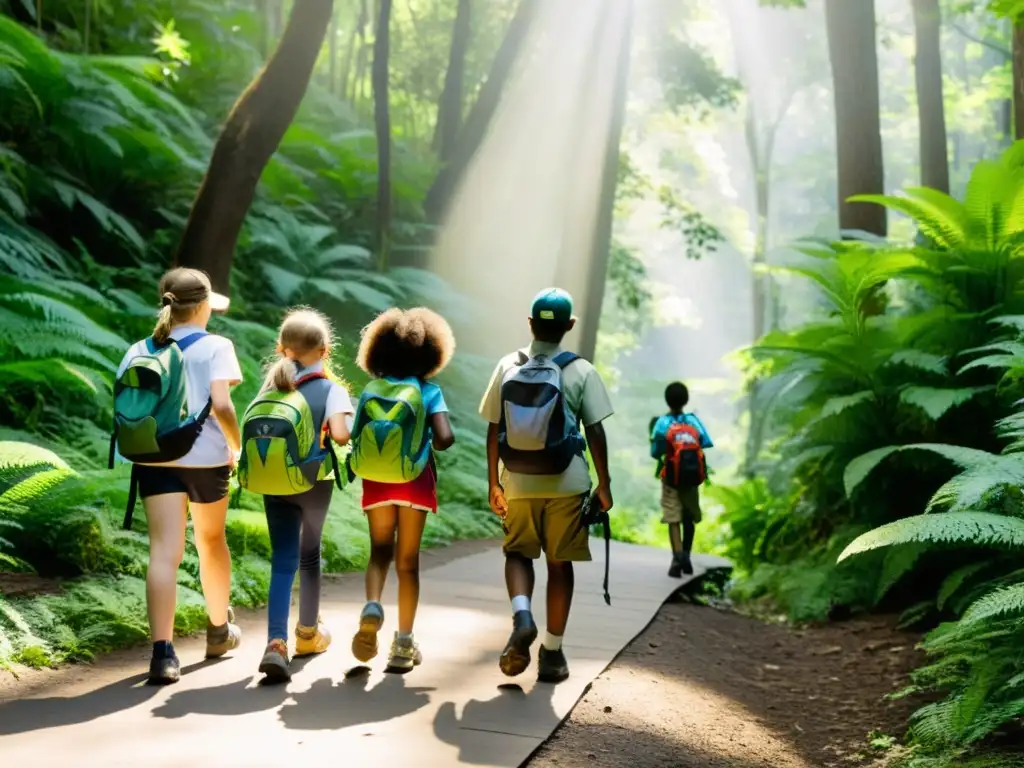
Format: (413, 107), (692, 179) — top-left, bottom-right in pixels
(423, 0), (539, 223)
(824, 0), (887, 237)
(353, 0), (370, 104)
(1014, 22), (1024, 140)
(174, 0), (334, 294)
(372, 0), (393, 269)
(432, 0), (472, 162)
(912, 0), (950, 193)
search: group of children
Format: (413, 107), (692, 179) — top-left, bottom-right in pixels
(112, 268), (710, 688)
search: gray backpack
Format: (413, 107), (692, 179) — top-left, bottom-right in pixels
(497, 350), (586, 475)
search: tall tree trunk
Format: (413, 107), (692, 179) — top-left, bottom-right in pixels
(578, 0), (634, 362)
(339, 3), (363, 101)
(353, 0), (370, 105)
(424, 0), (539, 223)
(824, 0), (887, 237)
(912, 0), (950, 193)
(432, 0), (472, 162)
(1014, 22), (1024, 140)
(327, 7), (339, 94)
(373, 0), (393, 269)
(83, 0), (91, 53)
(174, 0), (334, 295)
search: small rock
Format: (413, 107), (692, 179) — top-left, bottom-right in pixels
(649, 641), (661, 648)
(603, 705), (612, 713)
(889, 646), (906, 653)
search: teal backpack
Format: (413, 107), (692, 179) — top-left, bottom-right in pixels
(237, 372), (346, 496)
(108, 333), (211, 528)
(349, 378), (430, 483)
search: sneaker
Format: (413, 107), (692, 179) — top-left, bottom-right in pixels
(668, 556), (683, 579)
(386, 632), (422, 672)
(295, 617), (332, 657)
(148, 653), (181, 685)
(258, 638), (291, 684)
(206, 606), (242, 659)
(537, 646), (570, 684)
(499, 609), (538, 677)
(679, 552), (694, 575)
(351, 601), (384, 663)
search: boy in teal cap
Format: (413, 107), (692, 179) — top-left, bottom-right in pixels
(479, 287), (615, 684)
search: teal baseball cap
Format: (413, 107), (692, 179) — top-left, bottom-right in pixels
(530, 287), (574, 323)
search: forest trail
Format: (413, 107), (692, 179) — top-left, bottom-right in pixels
(0, 541), (730, 767)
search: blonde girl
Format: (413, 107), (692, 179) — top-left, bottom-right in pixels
(255, 309), (354, 684)
(115, 268), (242, 685)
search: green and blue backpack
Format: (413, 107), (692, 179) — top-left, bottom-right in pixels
(109, 332), (212, 528)
(237, 372), (347, 496)
(348, 378), (431, 484)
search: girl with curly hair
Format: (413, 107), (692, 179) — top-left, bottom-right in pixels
(348, 307), (456, 671)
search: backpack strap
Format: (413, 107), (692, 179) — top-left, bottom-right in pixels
(552, 351), (581, 369)
(123, 464), (139, 530)
(174, 332), (207, 352)
(295, 374), (341, 487)
(515, 350), (529, 366)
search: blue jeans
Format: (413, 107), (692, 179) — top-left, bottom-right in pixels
(264, 482), (332, 641)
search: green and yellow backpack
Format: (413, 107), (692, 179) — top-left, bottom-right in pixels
(348, 378), (431, 484)
(237, 372), (347, 496)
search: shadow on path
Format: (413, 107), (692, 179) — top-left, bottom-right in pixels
(0, 659), (224, 736)
(278, 666), (435, 731)
(434, 683), (560, 766)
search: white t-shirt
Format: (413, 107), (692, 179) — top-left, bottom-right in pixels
(296, 361), (355, 430)
(116, 325), (243, 468)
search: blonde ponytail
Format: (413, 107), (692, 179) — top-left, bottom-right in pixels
(152, 303), (174, 344)
(263, 355), (299, 393)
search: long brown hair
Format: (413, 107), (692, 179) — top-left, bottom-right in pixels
(153, 268), (213, 344)
(263, 308), (341, 392)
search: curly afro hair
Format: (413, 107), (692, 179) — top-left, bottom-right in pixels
(356, 307), (456, 380)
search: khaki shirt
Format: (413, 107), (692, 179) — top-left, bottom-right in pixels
(479, 341), (614, 499)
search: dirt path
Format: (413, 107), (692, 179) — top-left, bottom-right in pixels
(528, 598), (924, 768)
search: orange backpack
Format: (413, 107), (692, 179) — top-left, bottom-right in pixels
(661, 420), (706, 489)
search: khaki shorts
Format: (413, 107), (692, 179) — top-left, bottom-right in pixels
(502, 494), (591, 562)
(661, 483), (702, 524)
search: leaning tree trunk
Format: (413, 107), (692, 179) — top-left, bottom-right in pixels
(372, 0), (393, 269)
(327, 7), (339, 94)
(432, 0), (472, 162)
(423, 0), (539, 223)
(174, 0), (334, 295)
(1015, 21), (1024, 140)
(824, 0), (887, 237)
(912, 0), (950, 193)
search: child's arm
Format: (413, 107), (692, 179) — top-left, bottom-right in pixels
(325, 384), (354, 445)
(327, 413), (351, 446)
(431, 413), (454, 451)
(427, 383), (454, 451)
(649, 416), (667, 459)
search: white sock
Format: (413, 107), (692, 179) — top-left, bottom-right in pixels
(511, 595), (531, 614)
(543, 631), (562, 651)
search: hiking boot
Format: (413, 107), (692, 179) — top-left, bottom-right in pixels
(679, 552), (694, 575)
(258, 638), (291, 684)
(668, 556), (683, 578)
(206, 607), (242, 659)
(148, 653), (181, 685)
(351, 601), (384, 663)
(537, 646), (570, 684)
(499, 609), (538, 677)
(386, 632), (422, 672)
(295, 617), (332, 657)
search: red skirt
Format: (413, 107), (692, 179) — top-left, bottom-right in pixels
(361, 462), (438, 513)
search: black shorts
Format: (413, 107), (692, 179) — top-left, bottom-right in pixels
(135, 465), (231, 504)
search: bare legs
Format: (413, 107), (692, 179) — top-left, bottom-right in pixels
(365, 506), (428, 634)
(503, 553), (573, 637)
(191, 497), (232, 627)
(144, 493), (188, 642)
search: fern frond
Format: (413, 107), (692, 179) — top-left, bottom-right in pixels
(937, 563), (991, 610)
(900, 386), (992, 420)
(961, 582), (1024, 625)
(886, 349), (949, 376)
(875, 543), (928, 603)
(844, 444), (1000, 498)
(926, 454), (1024, 512)
(838, 513), (1024, 561)
(848, 192), (966, 249)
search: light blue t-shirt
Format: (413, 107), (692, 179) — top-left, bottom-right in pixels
(650, 412), (713, 459)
